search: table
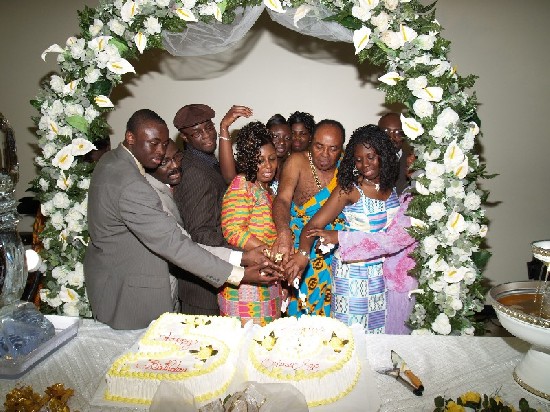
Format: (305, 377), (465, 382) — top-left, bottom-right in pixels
(1, 319), (549, 411)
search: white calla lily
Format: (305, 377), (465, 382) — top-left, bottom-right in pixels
(294, 4), (312, 27)
(469, 121), (480, 135)
(354, 26), (372, 55)
(134, 32), (147, 54)
(213, 5), (223, 22)
(107, 58), (135, 74)
(46, 118), (60, 136)
(88, 36), (113, 53)
(52, 146), (75, 171)
(398, 24), (417, 44)
(479, 225), (488, 238)
(121, 1), (137, 22)
(453, 157), (469, 179)
(414, 180), (430, 195)
(41, 44), (64, 61)
(444, 141), (465, 170)
(175, 8), (198, 21)
(446, 211), (466, 234)
(71, 138), (96, 156)
(400, 114), (424, 140)
(378, 71), (402, 85)
(264, 0), (285, 13)
(66, 36), (78, 46)
(62, 79), (80, 96)
(94, 95), (114, 108)
(412, 86), (443, 102)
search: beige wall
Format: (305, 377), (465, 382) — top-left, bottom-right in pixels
(1, 1), (549, 286)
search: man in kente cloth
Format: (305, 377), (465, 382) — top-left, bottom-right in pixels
(272, 119), (346, 317)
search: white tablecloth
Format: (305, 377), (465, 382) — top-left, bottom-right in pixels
(1, 319), (549, 411)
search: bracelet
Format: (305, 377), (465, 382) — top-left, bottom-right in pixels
(297, 249), (309, 257)
(219, 136), (230, 141)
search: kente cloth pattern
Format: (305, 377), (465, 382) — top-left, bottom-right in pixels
(331, 186), (399, 334)
(218, 175), (280, 325)
(287, 173), (346, 317)
(337, 191), (418, 334)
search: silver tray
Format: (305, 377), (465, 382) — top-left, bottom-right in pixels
(0, 314), (80, 377)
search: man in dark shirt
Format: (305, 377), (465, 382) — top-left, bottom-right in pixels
(172, 104), (237, 315)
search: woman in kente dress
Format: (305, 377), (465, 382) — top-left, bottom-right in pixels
(218, 122), (281, 326)
(290, 125), (415, 333)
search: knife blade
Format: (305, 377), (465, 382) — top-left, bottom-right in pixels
(390, 350), (424, 395)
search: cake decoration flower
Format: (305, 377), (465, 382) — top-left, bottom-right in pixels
(190, 344), (218, 362)
(255, 331), (277, 351)
(325, 332), (348, 353)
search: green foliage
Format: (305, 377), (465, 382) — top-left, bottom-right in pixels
(323, 5), (362, 31)
(471, 249), (491, 272)
(77, 6), (96, 39)
(66, 115), (89, 133)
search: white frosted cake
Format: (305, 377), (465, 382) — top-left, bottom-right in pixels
(246, 315), (361, 406)
(104, 313), (243, 406)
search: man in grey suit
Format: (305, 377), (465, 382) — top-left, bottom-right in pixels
(145, 140), (184, 312)
(84, 109), (281, 330)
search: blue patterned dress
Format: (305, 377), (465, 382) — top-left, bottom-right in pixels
(331, 185), (399, 333)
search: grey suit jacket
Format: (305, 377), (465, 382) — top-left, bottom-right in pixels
(84, 145), (234, 330)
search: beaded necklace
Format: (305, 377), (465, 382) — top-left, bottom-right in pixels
(307, 151), (322, 190)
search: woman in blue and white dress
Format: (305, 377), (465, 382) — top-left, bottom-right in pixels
(287, 125), (408, 333)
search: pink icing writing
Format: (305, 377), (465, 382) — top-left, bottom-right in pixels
(143, 359), (188, 372)
(159, 332), (194, 349)
(261, 359), (320, 372)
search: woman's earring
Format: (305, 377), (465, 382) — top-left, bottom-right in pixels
(353, 166), (359, 177)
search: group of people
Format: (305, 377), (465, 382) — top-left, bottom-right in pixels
(84, 103), (418, 334)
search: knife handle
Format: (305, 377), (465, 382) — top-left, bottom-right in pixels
(404, 369), (424, 391)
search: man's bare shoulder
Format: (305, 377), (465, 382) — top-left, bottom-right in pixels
(283, 151), (308, 170)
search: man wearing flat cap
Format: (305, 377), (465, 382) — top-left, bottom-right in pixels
(173, 104), (252, 315)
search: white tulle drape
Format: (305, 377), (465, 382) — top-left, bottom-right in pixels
(161, 5), (353, 56)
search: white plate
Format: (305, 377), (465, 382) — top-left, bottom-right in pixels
(0, 314), (80, 377)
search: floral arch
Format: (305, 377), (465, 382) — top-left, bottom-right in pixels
(33, 0), (491, 335)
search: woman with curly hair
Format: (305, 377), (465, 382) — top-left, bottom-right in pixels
(287, 124), (417, 333)
(218, 121), (282, 325)
(219, 110), (293, 194)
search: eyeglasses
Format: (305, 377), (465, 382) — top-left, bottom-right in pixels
(383, 128), (405, 138)
(159, 152), (184, 167)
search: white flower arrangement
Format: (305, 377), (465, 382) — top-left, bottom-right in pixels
(30, 0), (491, 333)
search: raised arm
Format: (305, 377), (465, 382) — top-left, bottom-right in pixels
(218, 105), (253, 184)
(271, 153), (301, 261)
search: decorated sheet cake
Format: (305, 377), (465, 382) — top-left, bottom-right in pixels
(104, 313), (243, 406)
(246, 315), (361, 406)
